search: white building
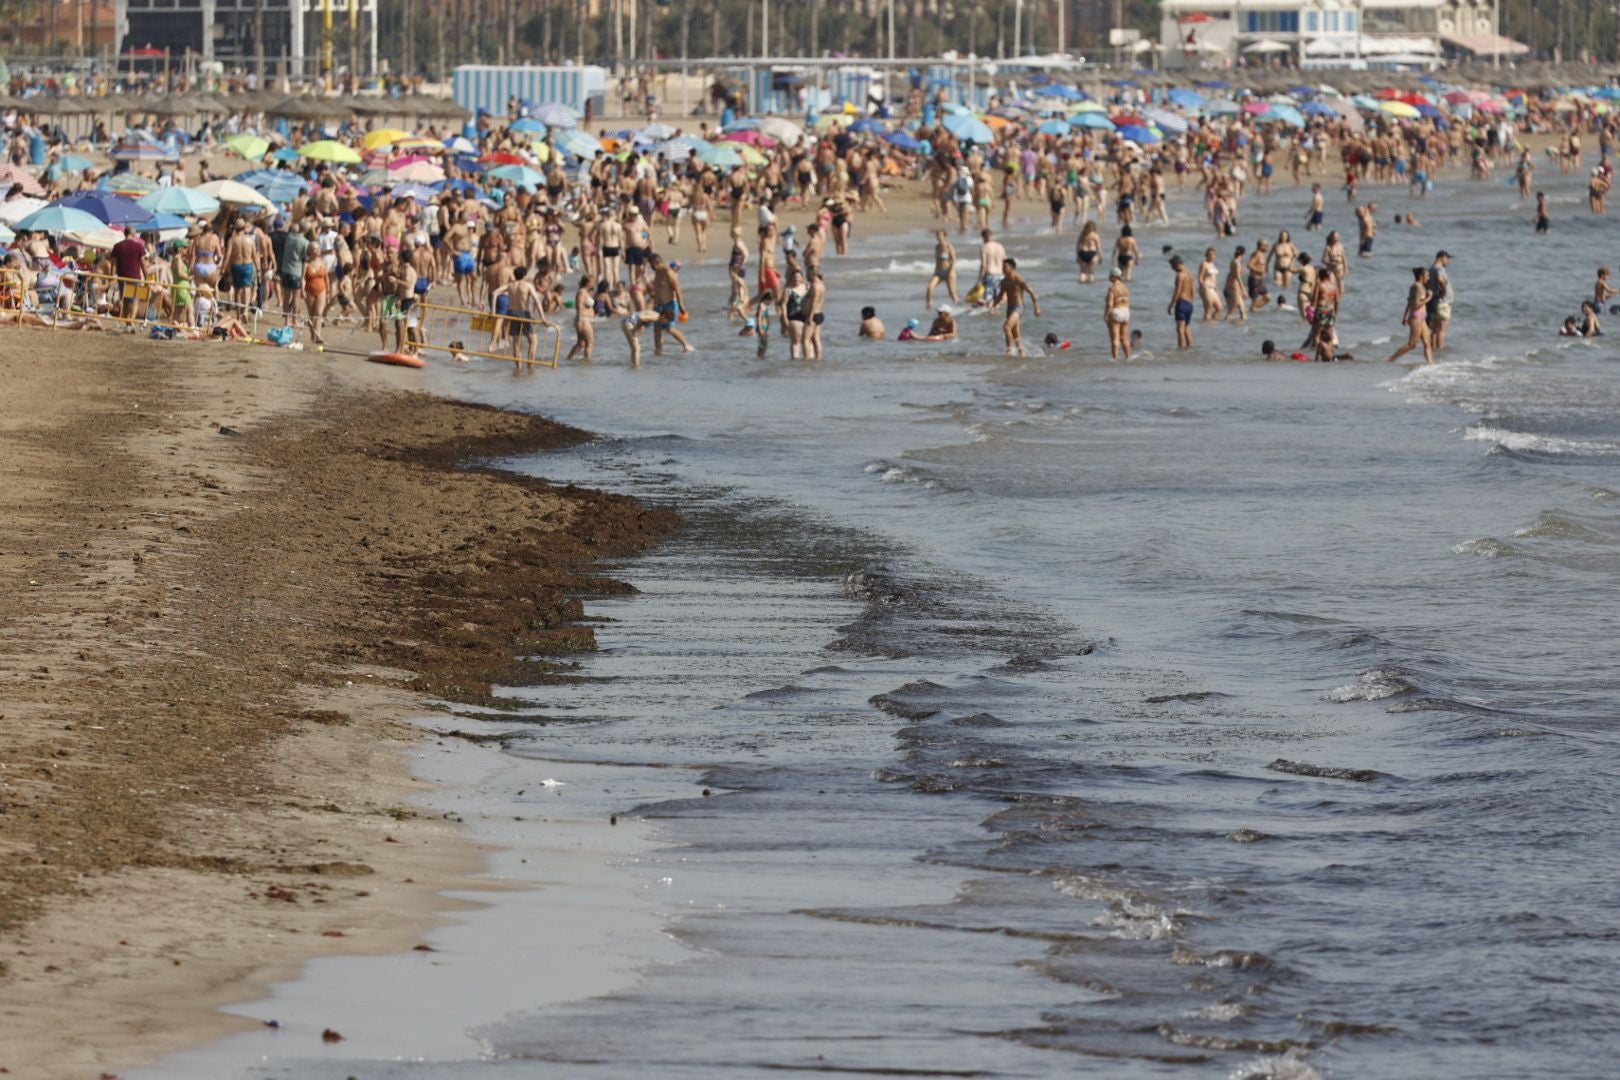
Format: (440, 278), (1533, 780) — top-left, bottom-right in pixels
(115, 0), (379, 75)
(1159, 0), (1526, 70)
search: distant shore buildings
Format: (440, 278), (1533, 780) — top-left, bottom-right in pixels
(1158, 0), (1529, 70)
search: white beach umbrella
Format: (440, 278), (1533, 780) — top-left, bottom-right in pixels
(759, 116), (805, 143)
(0, 195), (48, 224)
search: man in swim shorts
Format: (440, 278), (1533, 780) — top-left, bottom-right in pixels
(1168, 255), (1196, 350)
(996, 258), (1040, 356)
(224, 219), (258, 312)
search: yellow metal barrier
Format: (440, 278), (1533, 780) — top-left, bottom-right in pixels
(416, 299), (563, 368)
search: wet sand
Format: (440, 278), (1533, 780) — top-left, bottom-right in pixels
(0, 330), (672, 1077)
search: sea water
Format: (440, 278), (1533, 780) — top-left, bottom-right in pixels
(187, 167), (1620, 1078)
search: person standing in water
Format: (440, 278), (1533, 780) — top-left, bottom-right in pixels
(1168, 255), (1196, 350)
(1426, 251), (1453, 350)
(1198, 247), (1224, 321)
(926, 229), (959, 307)
(1305, 182), (1325, 232)
(1105, 268), (1132, 361)
(996, 258), (1041, 356)
(1385, 266), (1434, 364)
(1535, 191), (1550, 234)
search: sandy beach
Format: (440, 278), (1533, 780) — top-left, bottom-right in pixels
(0, 327), (671, 1078)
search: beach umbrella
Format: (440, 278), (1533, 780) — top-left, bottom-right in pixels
(0, 196), (47, 224)
(197, 178), (275, 209)
(0, 165), (45, 196)
(1302, 100), (1338, 116)
(1072, 111), (1117, 130)
(487, 163), (543, 189)
(1070, 100), (1108, 113)
(720, 129), (776, 146)
(391, 160), (446, 183)
(1204, 98), (1241, 115)
(1414, 102), (1446, 120)
(1197, 79), (1232, 90)
(509, 117), (546, 134)
(1036, 118), (1071, 136)
(525, 141), (554, 163)
(1110, 111), (1147, 126)
(300, 139), (361, 164)
(1142, 106), (1189, 134)
(1116, 124), (1161, 144)
(697, 144), (744, 168)
(224, 133), (270, 161)
(65, 226), (122, 250)
(885, 130), (922, 152)
(850, 117), (887, 134)
(662, 135), (713, 154)
(0, 224), (13, 244)
(387, 182), (440, 203)
(140, 212), (190, 240)
(58, 191), (154, 226)
(723, 116), (763, 129)
(267, 146), (301, 163)
(394, 137), (444, 153)
(1352, 94), (1380, 111)
(1379, 100), (1421, 120)
(137, 186), (220, 216)
(534, 102), (578, 129)
(1265, 104), (1305, 128)
(363, 127), (412, 149)
(480, 151), (528, 165)
(941, 112), (995, 144)
(638, 121), (678, 141)
(97, 173), (161, 197)
(813, 113), (853, 131)
(443, 135), (477, 154)
(555, 129), (603, 158)
(57, 153), (94, 173)
(1168, 88), (1206, 109)
(13, 204), (107, 234)
(1241, 101), (1270, 115)
(734, 145), (768, 166)
(759, 116), (804, 143)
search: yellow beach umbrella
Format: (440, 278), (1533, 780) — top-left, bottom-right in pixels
(224, 133), (270, 161)
(527, 141), (553, 162)
(1071, 101), (1108, 113)
(301, 139), (362, 164)
(1378, 101), (1420, 120)
(363, 128), (411, 150)
(814, 113), (852, 131)
(736, 144), (767, 166)
(393, 136), (444, 152)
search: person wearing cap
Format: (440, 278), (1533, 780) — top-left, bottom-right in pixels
(927, 304), (957, 341)
(1168, 255), (1196, 350)
(859, 305), (886, 340)
(1105, 267), (1132, 361)
(1425, 251), (1452, 350)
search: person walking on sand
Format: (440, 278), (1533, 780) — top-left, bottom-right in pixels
(1168, 255), (1196, 350)
(1105, 269), (1132, 361)
(995, 258), (1040, 357)
(1385, 267), (1434, 364)
(926, 229), (959, 307)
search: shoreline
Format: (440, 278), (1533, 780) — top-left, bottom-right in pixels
(0, 330), (674, 1078)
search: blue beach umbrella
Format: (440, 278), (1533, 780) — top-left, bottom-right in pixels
(534, 102), (578, 129)
(1204, 98), (1242, 115)
(1115, 124), (1161, 145)
(1036, 118), (1071, 136)
(1168, 88), (1206, 110)
(487, 163), (543, 189)
(884, 130), (922, 152)
(1352, 94), (1379, 111)
(942, 112), (994, 144)
(1142, 107), (1188, 135)
(1265, 104), (1306, 128)
(13, 205), (107, 234)
(1302, 101), (1338, 117)
(57, 153), (94, 173)
(1196, 79), (1232, 90)
(555, 129), (603, 158)
(388, 181), (440, 203)
(1072, 111), (1117, 130)
(137, 186), (220, 216)
(1414, 102), (1446, 120)
(723, 117), (762, 130)
(510, 117), (545, 134)
(270, 146), (301, 162)
(1046, 85), (1087, 101)
(140, 212), (189, 235)
(58, 190), (154, 226)
(850, 117), (887, 134)
(697, 145), (744, 168)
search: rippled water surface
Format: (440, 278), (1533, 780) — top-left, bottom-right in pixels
(263, 166), (1620, 1078)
